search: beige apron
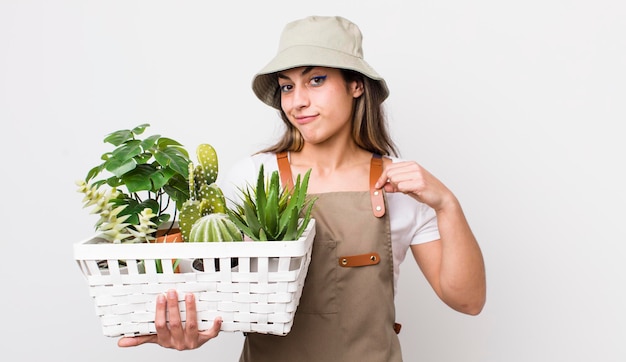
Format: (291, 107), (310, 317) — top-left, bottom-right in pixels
(239, 153), (402, 362)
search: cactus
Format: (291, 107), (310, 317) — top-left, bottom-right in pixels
(179, 144), (229, 241)
(188, 213), (243, 242)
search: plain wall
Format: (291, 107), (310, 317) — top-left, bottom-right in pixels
(1, 1), (624, 361)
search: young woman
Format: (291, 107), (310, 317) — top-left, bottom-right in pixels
(119, 15), (486, 361)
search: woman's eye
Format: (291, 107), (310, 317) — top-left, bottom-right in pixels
(279, 84), (292, 93)
(310, 75), (327, 86)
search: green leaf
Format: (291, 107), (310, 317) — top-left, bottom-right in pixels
(255, 165), (267, 226)
(121, 164), (157, 193)
(104, 129), (133, 146)
(264, 177), (279, 238)
(242, 200), (261, 239)
(140, 134), (160, 151)
(163, 174), (190, 208)
(104, 175), (123, 188)
(131, 123), (150, 135)
(105, 157), (137, 178)
(154, 148), (191, 177)
(227, 208), (257, 241)
(282, 207), (299, 241)
(157, 137), (185, 149)
(110, 140), (142, 163)
(149, 168), (172, 191)
(135, 152), (153, 165)
(85, 163), (105, 182)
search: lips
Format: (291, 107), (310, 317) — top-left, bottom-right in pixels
(294, 114), (318, 125)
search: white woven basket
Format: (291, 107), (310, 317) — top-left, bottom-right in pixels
(74, 220), (315, 338)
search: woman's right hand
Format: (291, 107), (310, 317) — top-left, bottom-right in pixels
(117, 289), (222, 350)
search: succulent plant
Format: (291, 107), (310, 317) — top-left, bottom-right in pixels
(179, 144), (229, 241)
(227, 164), (316, 241)
(76, 180), (157, 243)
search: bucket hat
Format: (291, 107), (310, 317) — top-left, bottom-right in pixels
(252, 15), (389, 109)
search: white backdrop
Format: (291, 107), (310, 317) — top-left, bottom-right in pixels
(1, 1), (624, 361)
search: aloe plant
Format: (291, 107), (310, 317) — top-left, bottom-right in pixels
(227, 164), (316, 241)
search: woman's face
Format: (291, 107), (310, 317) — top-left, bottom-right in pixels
(278, 66), (363, 146)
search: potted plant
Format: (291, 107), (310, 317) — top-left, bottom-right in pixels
(175, 143), (243, 272)
(227, 163), (316, 242)
(76, 123), (191, 244)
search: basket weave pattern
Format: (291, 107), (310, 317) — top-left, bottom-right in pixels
(74, 220), (315, 337)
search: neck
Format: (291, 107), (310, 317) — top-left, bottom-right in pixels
(291, 142), (369, 171)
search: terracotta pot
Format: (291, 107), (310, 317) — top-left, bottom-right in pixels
(153, 227), (183, 272)
(155, 227), (183, 242)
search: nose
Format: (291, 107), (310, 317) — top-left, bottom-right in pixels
(291, 84), (310, 109)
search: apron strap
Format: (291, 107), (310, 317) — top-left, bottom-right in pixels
(370, 154), (386, 218)
(276, 151), (293, 190)
(275, 152), (386, 217)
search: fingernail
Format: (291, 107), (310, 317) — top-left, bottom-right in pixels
(167, 290), (177, 299)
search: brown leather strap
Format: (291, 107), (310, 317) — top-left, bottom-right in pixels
(276, 151), (293, 190)
(338, 252), (381, 267)
(370, 154), (386, 218)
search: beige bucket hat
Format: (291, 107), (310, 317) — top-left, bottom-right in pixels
(252, 15), (389, 109)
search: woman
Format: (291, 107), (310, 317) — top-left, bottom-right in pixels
(119, 15), (486, 361)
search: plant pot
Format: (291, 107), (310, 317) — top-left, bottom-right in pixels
(153, 227), (183, 273)
(191, 257), (239, 272)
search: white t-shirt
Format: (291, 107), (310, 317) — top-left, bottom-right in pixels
(217, 153), (440, 292)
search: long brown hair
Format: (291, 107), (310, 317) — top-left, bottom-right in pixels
(257, 69), (399, 157)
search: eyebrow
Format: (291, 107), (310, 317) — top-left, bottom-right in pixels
(277, 66), (315, 80)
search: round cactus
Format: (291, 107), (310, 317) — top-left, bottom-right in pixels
(188, 213), (243, 242)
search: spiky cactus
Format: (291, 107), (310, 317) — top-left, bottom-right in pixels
(188, 213), (243, 242)
(227, 164), (316, 241)
(179, 144), (229, 241)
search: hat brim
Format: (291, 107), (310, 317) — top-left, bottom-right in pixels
(252, 45), (389, 109)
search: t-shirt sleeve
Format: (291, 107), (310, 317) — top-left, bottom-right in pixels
(410, 202), (440, 245)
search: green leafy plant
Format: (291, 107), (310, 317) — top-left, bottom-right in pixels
(77, 123), (192, 243)
(227, 164), (316, 241)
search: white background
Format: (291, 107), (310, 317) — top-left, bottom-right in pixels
(1, 1), (624, 361)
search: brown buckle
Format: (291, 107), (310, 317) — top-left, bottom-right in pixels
(338, 252), (381, 267)
(394, 323), (402, 334)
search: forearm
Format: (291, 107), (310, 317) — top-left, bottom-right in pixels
(435, 197), (486, 315)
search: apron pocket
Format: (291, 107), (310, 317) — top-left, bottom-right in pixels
(297, 239), (338, 314)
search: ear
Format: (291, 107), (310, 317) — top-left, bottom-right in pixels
(351, 81), (364, 98)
